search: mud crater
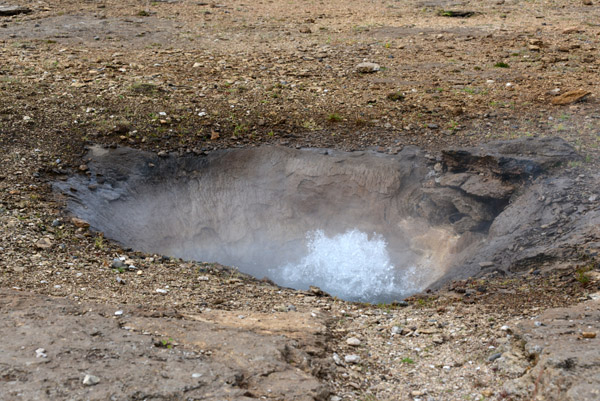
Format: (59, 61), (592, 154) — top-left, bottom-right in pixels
(56, 137), (598, 302)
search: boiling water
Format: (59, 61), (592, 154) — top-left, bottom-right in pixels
(271, 229), (419, 302)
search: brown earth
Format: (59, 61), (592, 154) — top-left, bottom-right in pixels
(1, 0), (600, 400)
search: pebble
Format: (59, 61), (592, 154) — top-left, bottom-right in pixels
(156, 288), (168, 294)
(344, 354), (361, 364)
(582, 332), (596, 339)
(35, 238), (53, 250)
(191, 373), (202, 378)
(82, 374), (100, 386)
(332, 353), (344, 366)
(488, 352), (502, 362)
(71, 217), (90, 229)
(346, 337), (361, 346)
(35, 348), (47, 358)
(355, 62), (381, 73)
(111, 259), (125, 269)
(114, 310), (124, 316)
(391, 326), (402, 335)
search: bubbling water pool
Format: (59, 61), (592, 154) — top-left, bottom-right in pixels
(271, 229), (418, 302)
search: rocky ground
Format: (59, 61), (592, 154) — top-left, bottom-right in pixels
(1, 0), (600, 400)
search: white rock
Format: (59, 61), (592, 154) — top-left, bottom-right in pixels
(332, 353), (344, 366)
(344, 354), (361, 364)
(83, 374), (100, 386)
(114, 310), (123, 316)
(35, 348), (47, 358)
(191, 373), (202, 378)
(346, 337), (361, 346)
(355, 62), (380, 73)
(156, 288), (168, 294)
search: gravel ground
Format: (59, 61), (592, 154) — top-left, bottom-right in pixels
(1, 0), (600, 399)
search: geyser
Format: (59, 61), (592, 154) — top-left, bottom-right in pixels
(56, 138), (584, 303)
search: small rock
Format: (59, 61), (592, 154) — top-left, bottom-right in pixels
(35, 238), (53, 250)
(551, 89), (591, 105)
(346, 337), (361, 346)
(582, 332), (596, 339)
(344, 354), (361, 364)
(71, 217), (90, 229)
(35, 348), (47, 358)
(479, 261), (495, 268)
(192, 62), (202, 68)
(111, 259), (125, 269)
(562, 27), (584, 34)
(156, 288), (168, 294)
(191, 373), (202, 378)
(356, 62), (381, 73)
(387, 91), (405, 101)
(332, 353), (344, 366)
(116, 276), (126, 285)
(309, 285), (326, 296)
(114, 310), (124, 316)
(0, 5), (32, 16)
(488, 352), (503, 361)
(432, 335), (445, 344)
(589, 194), (598, 202)
(391, 326), (402, 335)
(82, 374), (100, 386)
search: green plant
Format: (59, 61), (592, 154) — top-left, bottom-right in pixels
(233, 123), (248, 137)
(327, 113), (342, 122)
(494, 62), (510, 68)
(94, 235), (104, 250)
(401, 357), (415, 364)
(575, 266), (592, 285)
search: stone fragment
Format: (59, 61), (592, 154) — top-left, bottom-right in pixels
(582, 332), (596, 339)
(71, 217), (90, 229)
(355, 62), (380, 73)
(35, 348), (47, 358)
(82, 374), (100, 386)
(346, 337), (361, 346)
(551, 89), (591, 105)
(344, 354), (360, 364)
(0, 5), (32, 16)
(35, 238), (53, 250)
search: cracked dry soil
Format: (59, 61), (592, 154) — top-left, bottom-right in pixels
(1, 0), (600, 400)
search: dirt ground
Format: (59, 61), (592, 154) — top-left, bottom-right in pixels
(1, 0), (600, 400)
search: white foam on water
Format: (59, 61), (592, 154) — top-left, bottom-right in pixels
(272, 229), (417, 302)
